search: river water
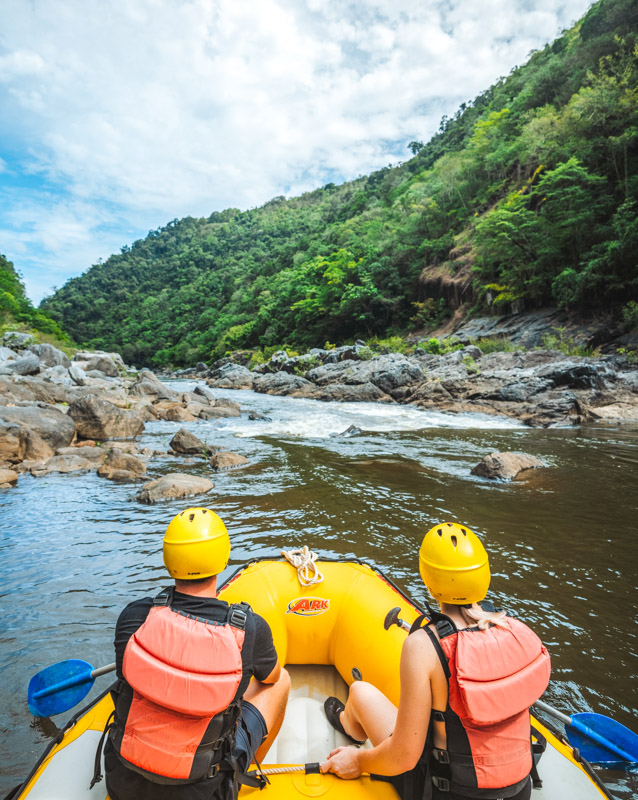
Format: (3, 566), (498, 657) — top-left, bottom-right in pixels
(1, 383), (637, 797)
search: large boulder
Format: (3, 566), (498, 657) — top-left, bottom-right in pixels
(170, 428), (217, 457)
(207, 363), (254, 390)
(0, 405), (76, 453)
(209, 451), (249, 470)
(0, 420), (27, 464)
(2, 331), (36, 349)
(129, 369), (179, 401)
(471, 452), (545, 481)
(27, 343), (71, 368)
(314, 382), (390, 402)
(306, 354), (424, 399)
(0, 352), (41, 376)
(72, 351), (120, 378)
(68, 395), (145, 440)
(253, 372), (315, 397)
(136, 473), (214, 504)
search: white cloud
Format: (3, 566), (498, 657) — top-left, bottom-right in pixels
(0, 0), (594, 302)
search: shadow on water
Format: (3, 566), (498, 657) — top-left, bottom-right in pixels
(0, 385), (636, 796)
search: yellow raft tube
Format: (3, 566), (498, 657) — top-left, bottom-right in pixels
(13, 558), (613, 800)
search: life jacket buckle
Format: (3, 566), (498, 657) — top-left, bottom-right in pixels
(207, 763), (220, 778)
(229, 606), (247, 630)
(432, 747), (450, 764)
(432, 775), (450, 791)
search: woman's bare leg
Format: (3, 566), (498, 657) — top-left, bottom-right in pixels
(340, 680), (397, 745)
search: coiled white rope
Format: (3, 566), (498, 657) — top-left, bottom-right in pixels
(281, 546), (324, 586)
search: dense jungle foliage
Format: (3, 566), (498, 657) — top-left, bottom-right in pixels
(0, 254), (69, 342)
(41, 0), (638, 367)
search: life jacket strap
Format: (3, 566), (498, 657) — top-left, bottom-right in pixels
(530, 724), (547, 789)
(90, 710), (115, 789)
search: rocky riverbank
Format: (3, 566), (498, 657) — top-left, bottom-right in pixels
(185, 342), (638, 429)
(2, 325), (637, 494)
(0, 333), (248, 497)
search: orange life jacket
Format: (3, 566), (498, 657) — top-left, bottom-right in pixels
(108, 588), (249, 785)
(416, 608), (550, 798)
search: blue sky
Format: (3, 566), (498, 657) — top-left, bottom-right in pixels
(0, 0), (594, 304)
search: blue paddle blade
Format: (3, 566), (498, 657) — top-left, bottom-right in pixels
(566, 712), (638, 765)
(28, 659), (95, 717)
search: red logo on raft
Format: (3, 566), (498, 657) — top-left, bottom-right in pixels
(286, 597), (330, 616)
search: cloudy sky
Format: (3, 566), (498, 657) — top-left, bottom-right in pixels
(0, 0), (593, 303)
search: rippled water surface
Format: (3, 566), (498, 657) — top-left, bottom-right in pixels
(1, 384), (637, 796)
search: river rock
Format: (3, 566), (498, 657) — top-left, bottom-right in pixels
(68, 365), (88, 386)
(314, 382), (391, 402)
(30, 453), (98, 476)
(331, 425), (362, 438)
(588, 403), (638, 422)
(163, 405), (198, 422)
(56, 445), (106, 463)
(27, 343), (71, 368)
(0, 352), (41, 376)
(68, 395), (145, 440)
(170, 428), (217, 456)
(97, 450), (146, 480)
(0, 421), (27, 464)
(253, 371), (315, 397)
(471, 452), (545, 481)
(129, 369), (179, 402)
(0, 467), (18, 487)
(193, 384), (217, 404)
(209, 451), (249, 470)
(2, 331), (35, 349)
(72, 351), (120, 378)
(136, 473), (215, 504)
(0, 346), (18, 363)
(199, 405), (241, 419)
(0, 405), (76, 454)
(207, 363), (254, 390)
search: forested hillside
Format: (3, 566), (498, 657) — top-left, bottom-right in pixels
(0, 254), (69, 342)
(41, 0), (638, 367)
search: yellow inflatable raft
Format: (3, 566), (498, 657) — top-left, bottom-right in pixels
(11, 558), (613, 800)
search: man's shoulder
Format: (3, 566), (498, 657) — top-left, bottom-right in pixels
(118, 595), (153, 623)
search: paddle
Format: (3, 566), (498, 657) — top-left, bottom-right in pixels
(534, 699), (638, 766)
(383, 606), (638, 766)
(28, 659), (116, 717)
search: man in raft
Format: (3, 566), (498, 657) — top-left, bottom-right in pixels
(321, 522), (551, 800)
(101, 507), (290, 800)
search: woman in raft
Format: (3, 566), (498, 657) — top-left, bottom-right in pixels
(321, 522), (551, 800)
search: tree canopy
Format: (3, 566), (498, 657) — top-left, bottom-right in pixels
(40, 0), (638, 367)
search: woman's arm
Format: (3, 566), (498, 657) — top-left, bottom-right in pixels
(321, 630), (434, 778)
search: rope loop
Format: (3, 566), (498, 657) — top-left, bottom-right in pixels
(281, 546), (324, 586)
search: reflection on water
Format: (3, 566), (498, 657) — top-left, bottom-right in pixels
(1, 384), (637, 796)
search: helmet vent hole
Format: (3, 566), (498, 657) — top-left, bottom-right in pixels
(189, 513), (195, 522)
(461, 529), (467, 536)
(437, 528), (443, 536)
(451, 535), (457, 548)
(202, 509), (208, 514)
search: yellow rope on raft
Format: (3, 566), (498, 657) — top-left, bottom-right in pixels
(281, 546), (324, 586)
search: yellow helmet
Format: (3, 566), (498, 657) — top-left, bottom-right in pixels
(419, 522), (490, 605)
(163, 507), (230, 580)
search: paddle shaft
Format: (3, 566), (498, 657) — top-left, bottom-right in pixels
(33, 662), (116, 700)
(534, 699), (636, 763)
